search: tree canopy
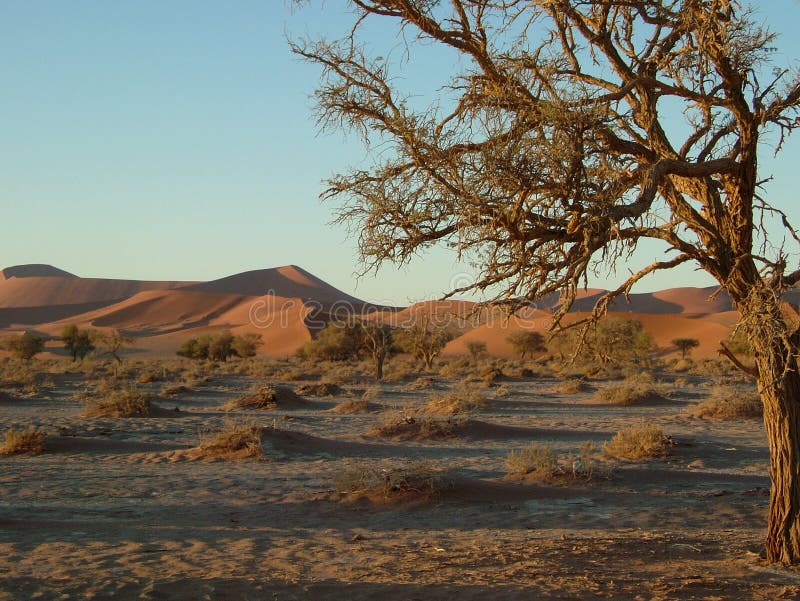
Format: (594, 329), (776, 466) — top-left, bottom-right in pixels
(294, 0), (800, 563)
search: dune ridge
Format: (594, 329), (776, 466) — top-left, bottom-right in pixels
(2, 262), (796, 359)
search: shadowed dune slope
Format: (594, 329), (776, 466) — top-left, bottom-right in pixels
(0, 264), (77, 280)
(182, 265), (368, 308)
(0, 276), (189, 309)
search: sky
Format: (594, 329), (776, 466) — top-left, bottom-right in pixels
(2, 1), (799, 305)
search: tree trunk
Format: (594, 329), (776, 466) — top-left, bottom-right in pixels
(374, 351), (385, 381)
(744, 296), (800, 564)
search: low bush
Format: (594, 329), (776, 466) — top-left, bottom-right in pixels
(330, 398), (372, 414)
(333, 460), (449, 499)
(83, 387), (154, 418)
(421, 386), (486, 415)
(199, 421), (263, 459)
(370, 410), (462, 440)
(224, 385), (307, 410)
(604, 423), (669, 460)
(0, 426), (47, 455)
(295, 382), (344, 397)
(693, 385), (762, 419)
(592, 372), (668, 405)
(506, 443), (559, 478)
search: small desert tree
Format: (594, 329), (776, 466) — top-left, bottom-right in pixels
(551, 317), (653, 369)
(3, 333), (46, 362)
(295, 0), (800, 562)
(354, 318), (394, 380)
(506, 331), (546, 360)
(232, 333), (263, 359)
(95, 329), (134, 364)
(60, 325), (95, 362)
(297, 321), (363, 361)
(465, 340), (487, 364)
(672, 338), (700, 359)
(395, 313), (454, 369)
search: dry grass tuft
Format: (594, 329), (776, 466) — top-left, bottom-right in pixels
(404, 376), (439, 391)
(199, 421), (263, 459)
(604, 423), (670, 460)
(83, 387), (154, 418)
(693, 385), (762, 419)
(295, 382), (344, 397)
(420, 386), (486, 415)
(0, 426), (47, 455)
(592, 373), (668, 405)
(162, 384), (191, 396)
(225, 385), (307, 410)
(330, 398), (372, 414)
(370, 410), (463, 440)
(333, 460), (449, 499)
(547, 378), (590, 394)
(506, 443), (559, 478)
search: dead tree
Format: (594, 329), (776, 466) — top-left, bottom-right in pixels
(293, 0), (800, 564)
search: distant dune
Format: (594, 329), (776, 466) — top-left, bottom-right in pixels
(0, 264), (77, 280)
(1, 262), (791, 359)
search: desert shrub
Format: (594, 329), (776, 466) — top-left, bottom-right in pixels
(319, 363), (362, 385)
(330, 398), (371, 414)
(177, 331), (259, 362)
(421, 386), (486, 415)
(671, 358), (694, 373)
(224, 385), (307, 410)
(83, 386), (154, 418)
(231, 333), (263, 358)
(404, 376), (439, 391)
(604, 423), (669, 460)
(506, 330), (546, 360)
(295, 382), (344, 397)
(465, 340), (487, 363)
(199, 421), (263, 459)
(547, 378), (590, 394)
(370, 410), (462, 440)
(333, 460), (448, 498)
(691, 358), (733, 378)
(275, 365), (318, 381)
(162, 384), (192, 396)
(0, 426), (47, 455)
(550, 318), (653, 370)
(3, 333), (46, 362)
(360, 384), (383, 402)
(0, 361), (46, 394)
(492, 383), (512, 397)
(60, 325), (96, 361)
(693, 385), (762, 419)
(506, 443), (559, 477)
(394, 321), (455, 369)
(439, 356), (473, 379)
(592, 372), (668, 405)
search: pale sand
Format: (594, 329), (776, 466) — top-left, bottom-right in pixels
(1, 365), (798, 600)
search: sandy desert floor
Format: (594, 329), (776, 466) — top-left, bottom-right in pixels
(1, 361), (799, 600)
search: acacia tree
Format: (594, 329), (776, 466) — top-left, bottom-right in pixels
(395, 313), (455, 368)
(294, 1), (800, 563)
(3, 333), (46, 362)
(672, 337), (700, 359)
(506, 330), (547, 360)
(95, 329), (134, 364)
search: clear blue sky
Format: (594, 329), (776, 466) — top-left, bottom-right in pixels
(2, 1), (799, 304)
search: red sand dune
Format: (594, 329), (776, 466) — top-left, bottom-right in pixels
(182, 265), (368, 308)
(2, 262), (790, 359)
(444, 309), (731, 359)
(0, 264), (77, 280)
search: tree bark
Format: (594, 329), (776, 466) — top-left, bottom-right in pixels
(746, 299), (800, 564)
